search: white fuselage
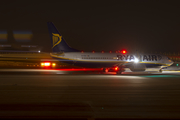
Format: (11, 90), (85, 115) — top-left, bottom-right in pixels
(50, 52), (173, 68)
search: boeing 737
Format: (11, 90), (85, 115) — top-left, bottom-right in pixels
(47, 22), (173, 74)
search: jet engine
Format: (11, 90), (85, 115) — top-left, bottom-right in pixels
(129, 63), (146, 72)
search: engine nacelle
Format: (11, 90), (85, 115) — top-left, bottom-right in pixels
(129, 64), (146, 72)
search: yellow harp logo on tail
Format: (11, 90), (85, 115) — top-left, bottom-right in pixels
(52, 33), (62, 48)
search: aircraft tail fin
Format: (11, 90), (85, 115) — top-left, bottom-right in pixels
(47, 22), (79, 52)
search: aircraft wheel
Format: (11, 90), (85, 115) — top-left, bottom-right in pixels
(116, 70), (122, 74)
(103, 68), (106, 72)
(103, 68), (108, 73)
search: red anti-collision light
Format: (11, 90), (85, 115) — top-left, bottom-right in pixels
(122, 50), (126, 54)
(121, 50), (127, 54)
(114, 67), (118, 71)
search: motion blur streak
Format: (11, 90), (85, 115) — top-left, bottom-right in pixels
(13, 31), (32, 42)
(0, 31), (7, 42)
(0, 68), (102, 72)
(109, 75), (149, 79)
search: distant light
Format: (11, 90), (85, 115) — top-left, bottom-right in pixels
(44, 62), (51, 67)
(134, 58), (139, 63)
(21, 45), (37, 47)
(41, 62), (51, 67)
(41, 63), (44, 66)
(177, 64), (179, 66)
(81, 50), (84, 53)
(13, 31), (32, 42)
(101, 50), (104, 53)
(52, 63), (56, 67)
(38, 51), (41, 53)
(0, 45), (11, 47)
(92, 50), (95, 53)
(109, 51), (112, 53)
(116, 51), (118, 53)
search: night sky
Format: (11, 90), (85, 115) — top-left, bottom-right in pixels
(0, 0), (180, 53)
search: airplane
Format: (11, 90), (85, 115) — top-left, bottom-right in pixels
(47, 22), (174, 74)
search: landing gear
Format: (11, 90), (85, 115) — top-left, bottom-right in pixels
(102, 66), (124, 74)
(159, 69), (162, 73)
(116, 66), (124, 75)
(103, 68), (108, 73)
(116, 70), (122, 74)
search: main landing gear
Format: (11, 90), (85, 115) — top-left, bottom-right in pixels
(116, 67), (124, 74)
(103, 68), (109, 73)
(102, 66), (124, 74)
(116, 70), (122, 74)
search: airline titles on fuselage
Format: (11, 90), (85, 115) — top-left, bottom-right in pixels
(117, 55), (162, 61)
(81, 54), (162, 61)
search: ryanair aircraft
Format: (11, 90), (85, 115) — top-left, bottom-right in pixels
(47, 22), (173, 74)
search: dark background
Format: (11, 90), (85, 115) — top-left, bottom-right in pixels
(0, 0), (179, 53)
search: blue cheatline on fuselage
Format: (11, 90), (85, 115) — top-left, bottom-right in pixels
(142, 63), (162, 67)
(52, 56), (166, 68)
(52, 57), (122, 68)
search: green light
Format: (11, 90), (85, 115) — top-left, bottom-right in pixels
(142, 75), (179, 78)
(177, 64), (179, 66)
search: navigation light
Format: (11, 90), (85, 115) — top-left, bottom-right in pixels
(52, 63), (56, 67)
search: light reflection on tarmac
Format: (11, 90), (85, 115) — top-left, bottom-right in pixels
(0, 69), (180, 75)
(0, 69), (180, 119)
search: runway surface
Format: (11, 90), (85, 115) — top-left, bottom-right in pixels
(0, 69), (180, 119)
